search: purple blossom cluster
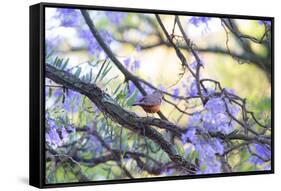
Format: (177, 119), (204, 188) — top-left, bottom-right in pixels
(249, 143), (271, 166)
(55, 8), (81, 27)
(195, 138), (224, 173)
(45, 37), (62, 55)
(105, 11), (127, 25)
(79, 29), (113, 57)
(124, 57), (143, 99)
(182, 126), (224, 173)
(54, 8), (115, 58)
(83, 134), (104, 154)
(258, 20), (271, 26)
(45, 116), (75, 147)
(187, 80), (199, 97)
(52, 88), (82, 112)
(123, 57), (141, 72)
(182, 85), (241, 173)
(204, 97), (239, 134)
(172, 88), (180, 100)
(189, 16), (211, 27)
(126, 80), (151, 101)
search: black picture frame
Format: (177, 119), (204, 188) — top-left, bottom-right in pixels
(30, 2), (274, 188)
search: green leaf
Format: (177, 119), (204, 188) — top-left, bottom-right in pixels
(100, 64), (112, 81)
(74, 67), (82, 77)
(61, 58), (69, 70)
(89, 68), (93, 82)
(113, 83), (123, 96)
(48, 87), (53, 98)
(227, 129), (240, 138)
(104, 75), (119, 87)
(126, 89), (139, 106)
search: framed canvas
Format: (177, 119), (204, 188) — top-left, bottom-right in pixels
(29, 2), (274, 188)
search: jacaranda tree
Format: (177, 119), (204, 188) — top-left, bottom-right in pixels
(44, 8), (272, 183)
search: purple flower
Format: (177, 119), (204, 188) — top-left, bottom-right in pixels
(45, 116), (76, 148)
(123, 58), (140, 72)
(84, 135), (104, 154)
(100, 31), (112, 45)
(189, 112), (202, 125)
(195, 141), (221, 174)
(182, 126), (225, 173)
(210, 138), (224, 155)
(228, 102), (240, 117)
(200, 160), (221, 174)
(54, 88), (63, 98)
(253, 144), (271, 160)
(202, 111), (214, 124)
(45, 36), (62, 53)
(158, 85), (166, 92)
(79, 29), (112, 56)
(190, 61), (198, 70)
(136, 45), (141, 52)
(134, 60), (141, 69)
(258, 20), (271, 26)
(46, 128), (61, 146)
(124, 57), (131, 68)
(205, 98), (225, 114)
(56, 8), (80, 27)
(202, 88), (216, 97)
(46, 118), (61, 146)
(181, 127), (197, 144)
(189, 16), (211, 27)
(224, 88), (236, 95)
(202, 98), (236, 134)
(190, 60), (204, 71)
(127, 81), (137, 98)
(248, 156), (264, 165)
(203, 111), (233, 134)
(172, 88), (180, 100)
(79, 29), (101, 55)
(248, 144), (270, 166)
(105, 12), (127, 24)
(63, 90), (81, 112)
(214, 113), (229, 125)
(127, 82), (143, 101)
(187, 80), (198, 97)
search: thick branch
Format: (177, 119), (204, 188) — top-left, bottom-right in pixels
(45, 64), (197, 174)
(75, 149), (173, 175)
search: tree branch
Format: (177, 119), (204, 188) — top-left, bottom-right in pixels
(80, 10), (169, 120)
(45, 64), (198, 174)
(155, 14), (196, 78)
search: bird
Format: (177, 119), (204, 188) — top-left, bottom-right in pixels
(132, 90), (164, 113)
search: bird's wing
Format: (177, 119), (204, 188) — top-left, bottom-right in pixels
(132, 97), (145, 105)
(141, 95), (161, 105)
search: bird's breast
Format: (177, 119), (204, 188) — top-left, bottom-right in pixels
(141, 104), (161, 113)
